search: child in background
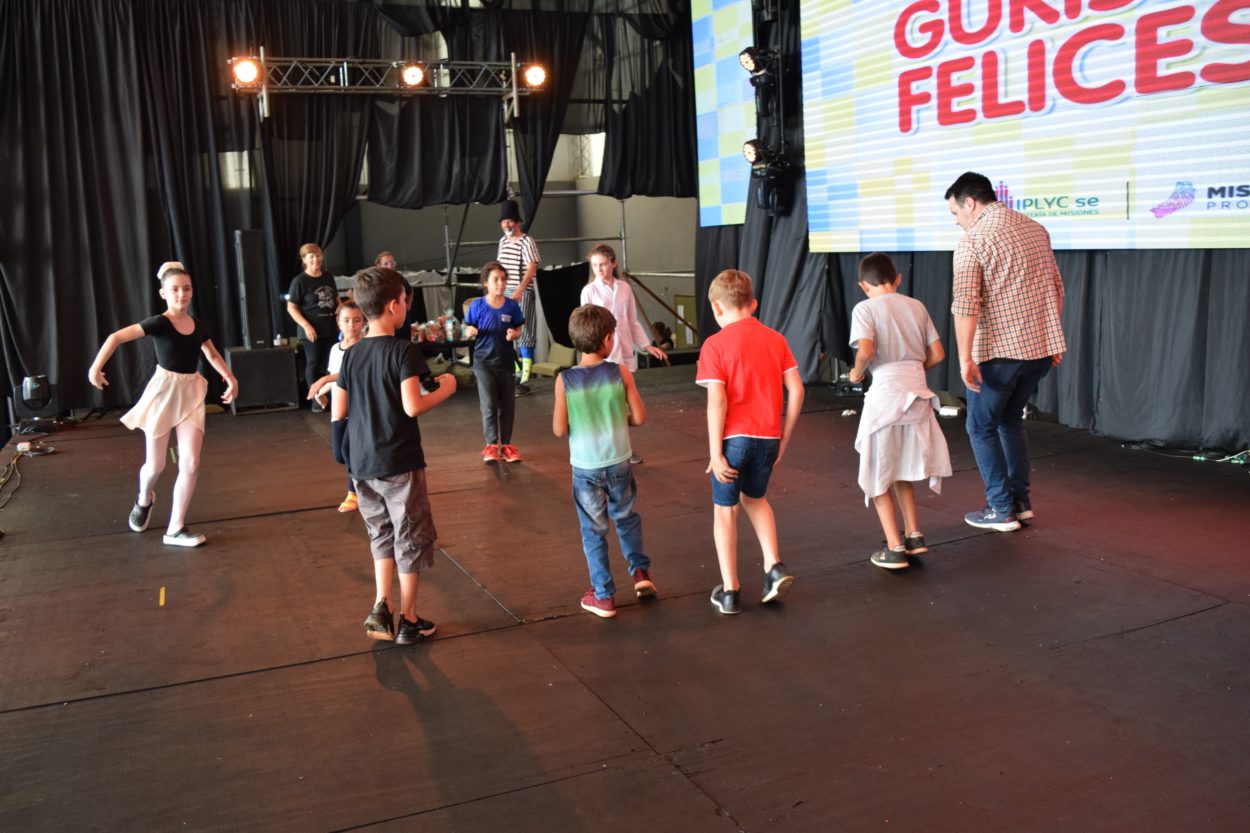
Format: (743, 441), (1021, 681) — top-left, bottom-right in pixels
(697, 270), (805, 614)
(581, 243), (667, 463)
(463, 261), (525, 463)
(651, 321), (675, 352)
(331, 266), (457, 644)
(848, 253), (952, 570)
(553, 304), (657, 619)
(309, 301), (365, 511)
(87, 262), (237, 547)
(581, 244), (668, 372)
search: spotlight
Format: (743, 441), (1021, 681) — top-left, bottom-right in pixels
(743, 139), (770, 166)
(522, 64), (547, 88)
(21, 376), (50, 411)
(229, 57), (261, 87)
(398, 62), (426, 88)
(9, 374), (62, 434)
(739, 47), (765, 74)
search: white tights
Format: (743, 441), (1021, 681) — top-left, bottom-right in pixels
(137, 420), (203, 534)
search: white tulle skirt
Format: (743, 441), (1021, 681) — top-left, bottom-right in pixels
(120, 366), (207, 436)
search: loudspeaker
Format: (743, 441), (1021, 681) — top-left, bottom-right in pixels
(226, 347), (299, 414)
(234, 229), (270, 350)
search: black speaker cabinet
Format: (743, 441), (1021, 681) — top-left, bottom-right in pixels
(234, 229), (271, 350)
(8, 384), (61, 422)
(226, 347), (299, 414)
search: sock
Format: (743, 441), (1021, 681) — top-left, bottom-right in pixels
(519, 357), (533, 383)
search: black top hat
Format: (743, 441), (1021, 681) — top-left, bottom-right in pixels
(500, 199), (522, 223)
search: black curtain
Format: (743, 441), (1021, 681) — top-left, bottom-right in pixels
(257, 0), (378, 337)
(785, 241), (1250, 450)
(598, 3), (696, 199)
(504, 10), (587, 229)
(694, 224), (740, 341)
(367, 0), (507, 210)
(134, 0), (258, 387)
(534, 262), (590, 349)
(0, 0), (165, 409)
(367, 97), (508, 210)
(733, 177), (833, 382)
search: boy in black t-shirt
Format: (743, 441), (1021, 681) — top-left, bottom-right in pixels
(331, 267), (457, 644)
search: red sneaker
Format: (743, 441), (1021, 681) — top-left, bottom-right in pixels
(580, 589), (616, 618)
(481, 444), (502, 463)
(632, 568), (657, 598)
(500, 444), (523, 463)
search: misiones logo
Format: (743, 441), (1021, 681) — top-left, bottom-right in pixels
(1207, 184), (1250, 210)
(1151, 182), (1250, 218)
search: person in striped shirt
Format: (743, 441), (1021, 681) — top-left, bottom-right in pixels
(946, 171), (1066, 533)
(497, 199), (542, 396)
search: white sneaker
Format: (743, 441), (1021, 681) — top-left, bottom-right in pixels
(163, 528), (206, 547)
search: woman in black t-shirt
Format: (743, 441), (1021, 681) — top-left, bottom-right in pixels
(87, 262), (237, 548)
(286, 242), (339, 408)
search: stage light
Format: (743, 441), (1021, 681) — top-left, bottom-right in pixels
(21, 376), (50, 412)
(399, 62), (426, 88)
(522, 64), (547, 88)
(739, 47), (765, 74)
(230, 57), (261, 87)
(742, 139), (766, 165)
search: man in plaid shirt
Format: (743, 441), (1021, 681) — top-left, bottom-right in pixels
(946, 172), (1066, 532)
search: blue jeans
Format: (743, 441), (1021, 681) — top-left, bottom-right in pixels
(965, 358), (1053, 514)
(572, 461), (650, 599)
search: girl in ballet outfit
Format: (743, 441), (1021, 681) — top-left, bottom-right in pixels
(88, 262), (237, 547)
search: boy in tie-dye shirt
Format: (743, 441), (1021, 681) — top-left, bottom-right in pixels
(553, 305), (657, 619)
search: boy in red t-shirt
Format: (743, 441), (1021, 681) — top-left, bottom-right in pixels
(696, 270), (806, 614)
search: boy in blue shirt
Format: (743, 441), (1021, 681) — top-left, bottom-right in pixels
(331, 266), (457, 644)
(552, 304), (657, 619)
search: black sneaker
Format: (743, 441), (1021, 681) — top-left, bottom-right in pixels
(514, 383), (531, 398)
(710, 584), (741, 615)
(1013, 498), (1034, 520)
(128, 493), (155, 532)
(395, 615), (437, 645)
(162, 527), (206, 547)
(903, 533), (928, 554)
(870, 547), (910, 570)
(761, 562), (794, 604)
(364, 599), (395, 641)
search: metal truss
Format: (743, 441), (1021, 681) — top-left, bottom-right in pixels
(230, 48), (537, 119)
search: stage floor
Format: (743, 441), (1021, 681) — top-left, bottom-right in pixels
(2, 365), (1248, 832)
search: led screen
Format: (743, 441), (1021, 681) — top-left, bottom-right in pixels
(800, 0), (1250, 251)
(692, 0), (757, 226)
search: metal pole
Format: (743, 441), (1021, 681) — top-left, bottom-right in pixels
(446, 203), (470, 286)
(629, 273), (698, 337)
(619, 199), (628, 271)
(442, 205), (452, 280)
(259, 46), (270, 120)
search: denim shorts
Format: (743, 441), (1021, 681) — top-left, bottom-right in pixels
(710, 436), (780, 506)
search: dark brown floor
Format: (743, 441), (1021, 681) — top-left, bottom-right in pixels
(2, 365), (1248, 832)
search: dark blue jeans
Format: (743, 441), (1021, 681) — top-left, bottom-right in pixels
(965, 357), (1053, 514)
(572, 460), (649, 599)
